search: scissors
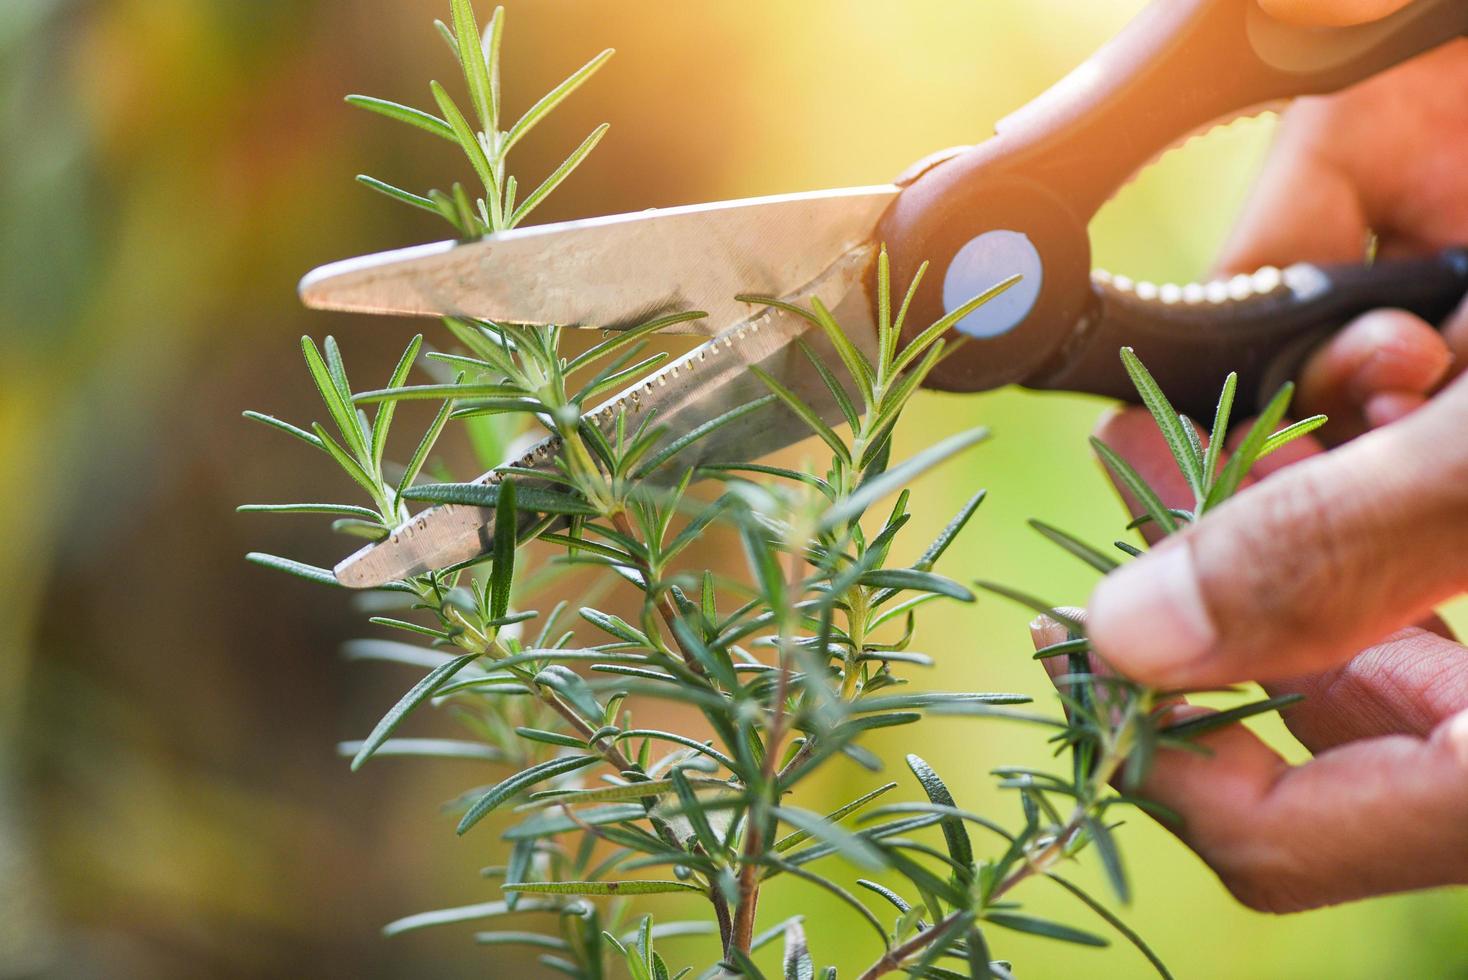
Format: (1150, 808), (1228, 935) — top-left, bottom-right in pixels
(301, 0), (1468, 589)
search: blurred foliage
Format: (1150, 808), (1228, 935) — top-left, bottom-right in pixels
(2, 1), (1464, 978)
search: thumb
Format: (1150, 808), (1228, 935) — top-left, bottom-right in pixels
(1088, 374), (1468, 688)
(1260, 0), (1417, 27)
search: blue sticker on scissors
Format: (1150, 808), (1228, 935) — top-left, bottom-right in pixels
(941, 230), (1043, 338)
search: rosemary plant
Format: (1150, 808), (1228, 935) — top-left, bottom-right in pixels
(242, 4), (1323, 976)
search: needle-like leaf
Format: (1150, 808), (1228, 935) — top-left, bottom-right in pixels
(356, 175), (437, 213)
(1259, 414), (1327, 458)
(1028, 519), (1119, 573)
(404, 481), (599, 515)
(822, 427), (989, 530)
(238, 503), (383, 520)
(372, 334), (424, 472)
(489, 478), (517, 621)
(1120, 347), (1203, 496)
(749, 365), (852, 465)
(395, 384), (459, 504)
(773, 806), (886, 871)
(633, 394), (776, 479)
(503, 879), (702, 896)
(1090, 436), (1177, 534)
(773, 783), (897, 852)
(972, 580), (1085, 634)
(564, 310), (707, 375)
(431, 80), (497, 200)
(382, 898), (559, 938)
(1047, 875), (1174, 978)
(809, 296), (874, 395)
(984, 911), (1107, 947)
(450, 0), (494, 135)
(503, 48), (615, 154)
(345, 94), (455, 141)
(1083, 816), (1129, 903)
(1202, 371), (1237, 491)
(242, 410), (325, 451)
(245, 552), (342, 588)
(301, 336), (368, 459)
(458, 755), (599, 834)
(312, 423), (381, 501)
(857, 569), (974, 601)
(891, 273), (1020, 374)
(798, 338), (860, 430)
(510, 123), (609, 228)
(761, 858), (889, 949)
(352, 653), (480, 771)
(905, 754), (973, 874)
(1204, 381), (1295, 510)
(1160, 693), (1303, 739)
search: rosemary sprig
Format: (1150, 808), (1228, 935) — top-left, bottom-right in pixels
(242, 4), (1319, 977)
(347, 0), (612, 239)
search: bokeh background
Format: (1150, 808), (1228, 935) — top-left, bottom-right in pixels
(3, 0), (1465, 976)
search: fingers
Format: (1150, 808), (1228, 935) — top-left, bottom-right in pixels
(1029, 616), (1468, 911)
(1265, 626), (1468, 751)
(1136, 705), (1468, 911)
(1088, 374), (1468, 688)
(1259, 0), (1418, 27)
(1095, 406), (1456, 642)
(1218, 40), (1468, 277)
(1031, 611), (1184, 728)
(1224, 415), (1321, 479)
(1295, 308), (1453, 443)
(1090, 404), (1459, 640)
(1214, 123), (1367, 276)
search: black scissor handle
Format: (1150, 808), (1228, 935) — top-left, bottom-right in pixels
(1029, 248), (1468, 419)
(879, 0), (1468, 395)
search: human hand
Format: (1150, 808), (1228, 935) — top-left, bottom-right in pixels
(1064, 384), (1468, 911)
(1070, 35), (1468, 911)
(1218, 34), (1468, 442)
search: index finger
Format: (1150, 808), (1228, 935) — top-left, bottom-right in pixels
(1134, 704), (1468, 911)
(1031, 616), (1468, 911)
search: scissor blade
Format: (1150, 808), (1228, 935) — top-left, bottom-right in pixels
(299, 185), (896, 334)
(335, 247), (878, 588)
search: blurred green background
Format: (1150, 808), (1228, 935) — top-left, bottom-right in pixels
(2, 0), (1464, 976)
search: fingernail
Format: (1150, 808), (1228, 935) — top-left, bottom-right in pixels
(1029, 615), (1073, 684)
(1028, 614), (1071, 650)
(1088, 544), (1216, 685)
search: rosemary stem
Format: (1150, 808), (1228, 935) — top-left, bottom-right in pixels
(608, 510), (708, 679)
(856, 910), (966, 980)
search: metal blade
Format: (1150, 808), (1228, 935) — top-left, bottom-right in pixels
(299, 185), (896, 335)
(335, 245), (879, 588)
